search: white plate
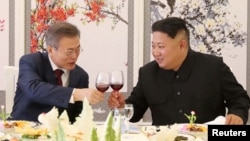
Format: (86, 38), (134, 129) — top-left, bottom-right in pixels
(141, 126), (197, 141)
(0, 132), (5, 139)
(178, 123), (207, 134)
(140, 126), (168, 137)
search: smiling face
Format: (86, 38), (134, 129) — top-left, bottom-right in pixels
(152, 31), (188, 71)
(47, 36), (81, 70)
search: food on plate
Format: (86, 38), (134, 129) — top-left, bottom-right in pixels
(183, 111), (207, 132)
(186, 124), (207, 132)
(0, 136), (20, 141)
(180, 124), (207, 133)
(14, 126), (48, 135)
(10, 138), (19, 141)
(14, 125), (48, 139)
(174, 135), (188, 141)
(6, 137), (19, 141)
(1, 121), (33, 128)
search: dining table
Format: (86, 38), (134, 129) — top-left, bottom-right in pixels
(95, 121), (208, 141)
(0, 120), (149, 141)
(0, 120), (208, 141)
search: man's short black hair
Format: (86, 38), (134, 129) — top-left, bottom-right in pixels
(152, 17), (190, 40)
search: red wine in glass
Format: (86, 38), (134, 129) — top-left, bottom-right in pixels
(110, 84), (123, 91)
(96, 83), (109, 92)
(95, 71), (110, 92)
(110, 70), (124, 92)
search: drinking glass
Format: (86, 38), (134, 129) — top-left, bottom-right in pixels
(113, 108), (125, 123)
(124, 104), (134, 133)
(95, 71), (110, 92)
(110, 70), (124, 92)
(110, 70), (124, 130)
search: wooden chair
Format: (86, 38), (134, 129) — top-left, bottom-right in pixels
(4, 66), (18, 114)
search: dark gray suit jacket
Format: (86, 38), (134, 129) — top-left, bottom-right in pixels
(127, 50), (250, 125)
(10, 52), (88, 123)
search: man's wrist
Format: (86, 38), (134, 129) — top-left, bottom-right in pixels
(69, 88), (75, 103)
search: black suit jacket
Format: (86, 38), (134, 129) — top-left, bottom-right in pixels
(126, 50), (250, 125)
(10, 52), (89, 123)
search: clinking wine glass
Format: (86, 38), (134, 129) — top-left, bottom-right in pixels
(110, 70), (124, 92)
(95, 71), (110, 92)
(110, 70), (124, 124)
(124, 104), (134, 133)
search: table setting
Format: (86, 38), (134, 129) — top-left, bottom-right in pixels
(1, 98), (226, 141)
(138, 113), (226, 141)
(140, 123), (207, 141)
(0, 98), (148, 141)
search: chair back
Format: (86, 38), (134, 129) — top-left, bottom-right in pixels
(4, 66), (18, 114)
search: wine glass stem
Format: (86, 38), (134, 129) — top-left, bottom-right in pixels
(125, 118), (129, 133)
(114, 90), (119, 108)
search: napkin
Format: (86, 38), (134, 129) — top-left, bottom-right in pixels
(38, 106), (59, 132)
(37, 98), (97, 141)
(74, 98), (96, 141)
(204, 116), (225, 125)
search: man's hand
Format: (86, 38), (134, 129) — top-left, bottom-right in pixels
(108, 91), (125, 109)
(225, 114), (244, 125)
(73, 88), (104, 104)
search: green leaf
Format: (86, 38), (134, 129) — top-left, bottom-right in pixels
(91, 128), (99, 141)
(184, 114), (190, 120)
(56, 120), (66, 141)
(113, 114), (121, 141)
(104, 111), (116, 141)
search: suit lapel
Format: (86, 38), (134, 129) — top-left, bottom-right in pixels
(41, 52), (57, 85)
(68, 68), (78, 87)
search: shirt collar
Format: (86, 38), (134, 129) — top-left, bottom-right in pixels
(48, 55), (68, 74)
(176, 49), (195, 80)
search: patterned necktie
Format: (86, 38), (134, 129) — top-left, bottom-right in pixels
(54, 69), (64, 86)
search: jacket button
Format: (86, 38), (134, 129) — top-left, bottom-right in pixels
(179, 109), (183, 113)
(177, 91), (181, 95)
(176, 75), (180, 79)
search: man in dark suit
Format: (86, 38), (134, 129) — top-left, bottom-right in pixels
(108, 17), (250, 125)
(10, 22), (104, 123)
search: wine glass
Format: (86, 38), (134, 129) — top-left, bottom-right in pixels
(110, 70), (124, 92)
(110, 70), (124, 125)
(124, 104), (134, 133)
(95, 71), (110, 92)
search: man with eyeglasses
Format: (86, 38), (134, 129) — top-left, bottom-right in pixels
(10, 22), (104, 123)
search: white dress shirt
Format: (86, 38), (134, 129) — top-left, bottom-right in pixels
(49, 56), (74, 103)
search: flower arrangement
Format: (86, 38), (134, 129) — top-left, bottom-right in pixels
(184, 111), (197, 125)
(0, 105), (10, 123)
(36, 98), (121, 141)
(183, 111), (207, 132)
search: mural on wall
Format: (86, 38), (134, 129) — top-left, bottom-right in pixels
(31, 0), (129, 121)
(31, 0), (128, 52)
(0, 19), (5, 31)
(0, 0), (9, 91)
(150, 0), (247, 87)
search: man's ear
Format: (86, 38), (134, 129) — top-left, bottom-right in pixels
(179, 39), (187, 49)
(46, 46), (53, 54)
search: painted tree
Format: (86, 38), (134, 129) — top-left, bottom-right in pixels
(31, 0), (128, 52)
(151, 0), (247, 56)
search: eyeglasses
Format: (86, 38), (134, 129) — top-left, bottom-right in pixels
(54, 47), (83, 57)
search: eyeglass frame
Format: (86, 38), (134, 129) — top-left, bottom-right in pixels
(53, 46), (84, 57)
